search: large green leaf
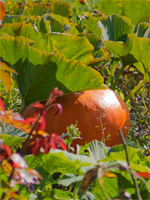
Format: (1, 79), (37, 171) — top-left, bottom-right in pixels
(3, 15), (64, 34)
(105, 34), (150, 79)
(24, 149), (96, 175)
(0, 134), (25, 148)
(0, 23), (94, 64)
(98, 15), (132, 42)
(0, 36), (103, 105)
(91, 178), (119, 199)
(85, 17), (102, 38)
(134, 23), (150, 38)
(50, 13), (79, 35)
(104, 145), (150, 171)
(25, 152), (79, 175)
(5, 0), (72, 18)
(98, 0), (150, 24)
(46, 33), (94, 64)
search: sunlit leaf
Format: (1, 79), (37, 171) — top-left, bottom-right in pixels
(105, 34), (150, 79)
(0, 36), (104, 106)
(0, 23), (94, 64)
(3, 14), (64, 34)
(0, 134), (25, 148)
(85, 17), (102, 38)
(5, 0), (72, 18)
(2, 160), (13, 174)
(98, 0), (150, 24)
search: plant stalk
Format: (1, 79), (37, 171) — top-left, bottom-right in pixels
(118, 129), (142, 200)
(19, 113), (42, 154)
(125, 80), (148, 102)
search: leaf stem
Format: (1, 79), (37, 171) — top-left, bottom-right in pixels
(125, 80), (148, 102)
(19, 113), (41, 154)
(111, 64), (126, 90)
(73, 182), (80, 200)
(118, 129), (142, 200)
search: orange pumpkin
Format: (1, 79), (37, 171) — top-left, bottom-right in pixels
(79, 0), (87, 5)
(23, 89), (130, 148)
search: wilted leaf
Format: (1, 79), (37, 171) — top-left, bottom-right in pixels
(81, 166), (98, 194)
(0, 62), (17, 92)
(0, 62), (17, 73)
(0, 70), (11, 92)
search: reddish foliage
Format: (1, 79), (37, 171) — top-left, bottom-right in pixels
(31, 101), (46, 116)
(24, 115), (46, 133)
(0, 1), (5, 23)
(46, 87), (64, 107)
(51, 103), (63, 116)
(136, 171), (150, 179)
(0, 140), (12, 161)
(0, 98), (5, 111)
(30, 133), (67, 156)
(50, 133), (67, 150)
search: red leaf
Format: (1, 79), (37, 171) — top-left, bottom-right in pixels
(50, 134), (56, 150)
(31, 138), (43, 156)
(52, 103), (63, 116)
(0, 140), (12, 161)
(0, 98), (5, 111)
(51, 133), (67, 151)
(43, 136), (51, 154)
(46, 88), (64, 106)
(0, 1), (5, 23)
(24, 115), (46, 132)
(31, 101), (46, 116)
(136, 172), (150, 179)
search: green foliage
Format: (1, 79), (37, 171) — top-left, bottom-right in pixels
(0, 0), (150, 199)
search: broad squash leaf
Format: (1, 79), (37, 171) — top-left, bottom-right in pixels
(98, 15), (132, 42)
(0, 23), (94, 64)
(3, 15), (64, 34)
(105, 34), (150, 79)
(134, 23), (150, 38)
(98, 0), (150, 24)
(5, 0), (72, 17)
(0, 36), (104, 106)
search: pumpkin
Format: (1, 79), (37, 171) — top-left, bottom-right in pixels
(23, 89), (130, 148)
